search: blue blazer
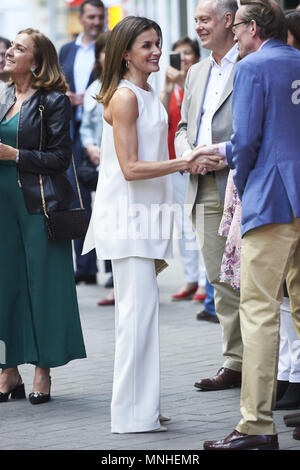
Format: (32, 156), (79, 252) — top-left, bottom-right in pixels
(226, 40), (300, 236)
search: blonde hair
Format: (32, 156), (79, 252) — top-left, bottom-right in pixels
(97, 16), (162, 106)
(9, 28), (68, 93)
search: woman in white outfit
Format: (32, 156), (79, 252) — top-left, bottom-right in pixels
(83, 16), (202, 434)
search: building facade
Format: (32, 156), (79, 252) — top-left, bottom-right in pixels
(104, 0), (299, 91)
(0, 0), (298, 91)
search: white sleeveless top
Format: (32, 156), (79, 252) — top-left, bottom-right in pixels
(83, 79), (174, 260)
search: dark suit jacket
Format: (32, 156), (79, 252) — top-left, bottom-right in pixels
(59, 40), (95, 123)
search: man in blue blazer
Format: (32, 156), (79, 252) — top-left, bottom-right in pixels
(198, 0), (300, 450)
(59, 0), (105, 284)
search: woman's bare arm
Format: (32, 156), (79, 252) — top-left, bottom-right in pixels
(108, 87), (192, 181)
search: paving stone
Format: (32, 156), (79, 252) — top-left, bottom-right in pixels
(0, 245), (299, 451)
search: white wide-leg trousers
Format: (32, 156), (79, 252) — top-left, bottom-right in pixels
(111, 257), (161, 433)
(278, 297), (300, 383)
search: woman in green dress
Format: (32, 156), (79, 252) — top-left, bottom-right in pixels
(0, 29), (86, 405)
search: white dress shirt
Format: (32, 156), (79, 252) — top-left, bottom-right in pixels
(73, 33), (95, 121)
(196, 44), (238, 147)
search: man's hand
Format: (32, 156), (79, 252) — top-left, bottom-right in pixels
(188, 162), (207, 175)
(189, 159), (228, 175)
(193, 143), (222, 157)
(86, 144), (101, 166)
(67, 91), (85, 107)
(184, 146), (225, 165)
(183, 144), (227, 174)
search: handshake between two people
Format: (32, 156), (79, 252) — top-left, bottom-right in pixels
(181, 144), (227, 175)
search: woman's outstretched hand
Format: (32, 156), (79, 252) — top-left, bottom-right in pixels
(183, 144), (226, 175)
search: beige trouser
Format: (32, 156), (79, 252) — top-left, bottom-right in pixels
(236, 218), (300, 435)
(192, 175), (242, 372)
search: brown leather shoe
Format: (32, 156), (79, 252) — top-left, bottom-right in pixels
(194, 367), (241, 391)
(293, 426), (300, 441)
(203, 430), (279, 450)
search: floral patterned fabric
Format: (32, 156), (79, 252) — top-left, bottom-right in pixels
(219, 170), (242, 290)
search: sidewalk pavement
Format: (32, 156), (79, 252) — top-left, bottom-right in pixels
(1, 246), (299, 451)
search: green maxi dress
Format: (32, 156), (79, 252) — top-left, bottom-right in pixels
(0, 113), (86, 368)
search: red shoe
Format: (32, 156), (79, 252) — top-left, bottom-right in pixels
(192, 292), (207, 302)
(97, 298), (115, 306)
(171, 285), (198, 301)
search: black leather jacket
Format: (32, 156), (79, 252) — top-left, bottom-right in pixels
(0, 84), (75, 214)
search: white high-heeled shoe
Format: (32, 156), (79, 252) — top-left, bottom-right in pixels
(148, 426), (168, 432)
(159, 414), (171, 423)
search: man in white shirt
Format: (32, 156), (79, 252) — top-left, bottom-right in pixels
(175, 0), (243, 391)
(59, 0), (105, 285)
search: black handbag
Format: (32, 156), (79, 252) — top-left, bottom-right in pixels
(38, 98), (89, 242)
(43, 205), (89, 242)
(77, 157), (98, 192)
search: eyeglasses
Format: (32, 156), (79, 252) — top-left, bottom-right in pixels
(231, 21), (249, 34)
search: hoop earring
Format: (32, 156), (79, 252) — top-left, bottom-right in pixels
(31, 66), (37, 78)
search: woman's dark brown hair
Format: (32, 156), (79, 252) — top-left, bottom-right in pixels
(92, 31), (111, 79)
(9, 28), (68, 93)
(0, 36), (10, 50)
(97, 16), (162, 106)
(286, 10), (300, 49)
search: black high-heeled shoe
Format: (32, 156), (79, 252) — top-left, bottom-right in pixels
(29, 376), (51, 405)
(0, 376), (26, 402)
